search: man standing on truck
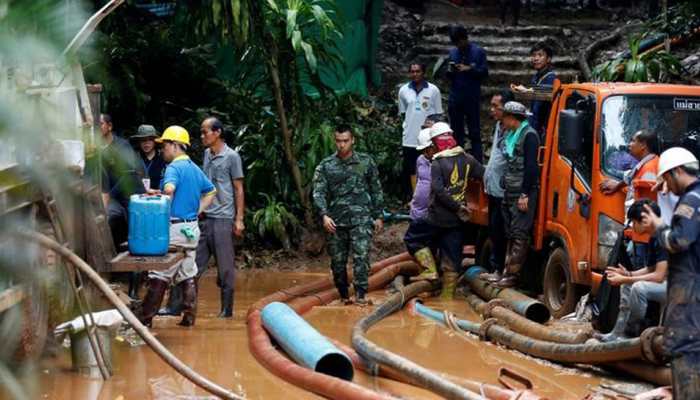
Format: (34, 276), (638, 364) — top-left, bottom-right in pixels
(414, 122), (483, 300)
(481, 90), (515, 282)
(140, 126), (216, 328)
(528, 42), (556, 136)
(642, 147), (700, 398)
(312, 125), (384, 306)
(600, 129), (659, 269)
(398, 62), (443, 197)
(494, 102), (540, 289)
(446, 25), (488, 162)
(599, 199), (667, 342)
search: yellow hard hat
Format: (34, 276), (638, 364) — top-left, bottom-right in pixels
(157, 125), (190, 146)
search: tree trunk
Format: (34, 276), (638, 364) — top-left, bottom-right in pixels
(267, 42), (315, 227)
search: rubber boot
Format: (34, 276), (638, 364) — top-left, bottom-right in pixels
(410, 247), (439, 281)
(599, 305), (631, 342)
(140, 278), (168, 327)
(440, 272), (459, 300)
(157, 284), (183, 316)
(495, 239), (527, 288)
(128, 272), (141, 300)
(218, 289), (233, 318)
(178, 278), (197, 327)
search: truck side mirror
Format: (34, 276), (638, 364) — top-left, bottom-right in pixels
(558, 109), (585, 160)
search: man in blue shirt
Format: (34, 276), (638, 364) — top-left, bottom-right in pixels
(446, 25), (488, 163)
(139, 126), (216, 328)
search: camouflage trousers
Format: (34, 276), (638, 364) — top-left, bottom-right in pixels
(671, 352), (700, 399)
(327, 224), (373, 299)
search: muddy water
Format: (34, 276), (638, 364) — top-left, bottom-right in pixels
(33, 270), (605, 399)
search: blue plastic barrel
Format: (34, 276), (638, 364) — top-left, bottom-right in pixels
(128, 194), (170, 256)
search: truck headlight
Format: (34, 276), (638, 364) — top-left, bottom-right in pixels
(597, 213), (624, 268)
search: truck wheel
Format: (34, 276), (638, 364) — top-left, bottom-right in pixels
(543, 247), (580, 319)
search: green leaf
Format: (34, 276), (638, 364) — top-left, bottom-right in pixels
(266, 0), (280, 13)
(300, 40), (317, 72)
(291, 30), (302, 52)
(624, 59), (647, 82)
(286, 9), (298, 38)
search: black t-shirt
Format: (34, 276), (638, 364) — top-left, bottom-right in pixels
(140, 152), (167, 190)
(101, 135), (145, 207)
(647, 236), (669, 267)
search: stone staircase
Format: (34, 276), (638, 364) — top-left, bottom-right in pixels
(415, 23), (582, 100)
(410, 22), (585, 146)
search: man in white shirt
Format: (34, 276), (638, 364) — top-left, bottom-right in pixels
(398, 62), (443, 198)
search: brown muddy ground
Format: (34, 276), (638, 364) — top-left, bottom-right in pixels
(30, 262), (642, 400)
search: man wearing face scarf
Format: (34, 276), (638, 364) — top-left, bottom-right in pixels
(411, 122), (484, 300)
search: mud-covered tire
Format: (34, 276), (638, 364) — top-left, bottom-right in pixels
(543, 247), (581, 319)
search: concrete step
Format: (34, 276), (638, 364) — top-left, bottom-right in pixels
(422, 22), (571, 38)
(414, 52), (579, 69)
(487, 68), (581, 84)
(421, 34), (562, 48)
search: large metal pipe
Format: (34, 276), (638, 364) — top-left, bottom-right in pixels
(465, 292), (589, 344)
(261, 302), (354, 381)
(352, 280), (484, 400)
(412, 302), (665, 365)
(464, 266), (550, 323)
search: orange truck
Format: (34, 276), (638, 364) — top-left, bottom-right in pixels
(467, 81), (700, 317)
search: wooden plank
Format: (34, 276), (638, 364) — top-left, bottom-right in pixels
(0, 285), (25, 313)
(108, 251), (185, 272)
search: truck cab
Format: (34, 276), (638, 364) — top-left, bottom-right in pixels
(469, 82), (700, 317)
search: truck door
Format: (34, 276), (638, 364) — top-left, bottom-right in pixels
(540, 88), (595, 316)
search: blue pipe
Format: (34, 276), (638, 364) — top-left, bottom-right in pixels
(261, 302), (354, 381)
(414, 302), (480, 333)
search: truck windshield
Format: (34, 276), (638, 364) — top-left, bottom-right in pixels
(600, 95), (700, 180)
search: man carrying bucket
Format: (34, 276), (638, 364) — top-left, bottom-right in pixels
(139, 126), (216, 327)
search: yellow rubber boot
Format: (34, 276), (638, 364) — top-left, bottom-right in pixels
(410, 248), (438, 281)
(440, 272), (458, 300)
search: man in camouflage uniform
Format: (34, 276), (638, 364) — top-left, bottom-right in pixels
(312, 125), (384, 306)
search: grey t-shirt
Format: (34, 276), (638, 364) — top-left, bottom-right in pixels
(202, 144), (244, 219)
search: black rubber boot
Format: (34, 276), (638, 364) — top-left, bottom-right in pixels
(218, 289), (234, 318)
(158, 284), (183, 316)
(140, 278), (168, 327)
(178, 278), (197, 327)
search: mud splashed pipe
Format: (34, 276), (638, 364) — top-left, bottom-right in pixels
(248, 252), (413, 316)
(465, 291), (589, 344)
(412, 301), (664, 365)
(332, 338), (547, 400)
(464, 266), (550, 323)
(19, 231), (244, 400)
(351, 280), (484, 400)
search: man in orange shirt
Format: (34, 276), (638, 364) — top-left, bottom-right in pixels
(600, 129), (659, 269)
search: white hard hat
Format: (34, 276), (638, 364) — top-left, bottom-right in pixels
(658, 147), (699, 177)
(429, 122), (453, 139)
(416, 128), (433, 150)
